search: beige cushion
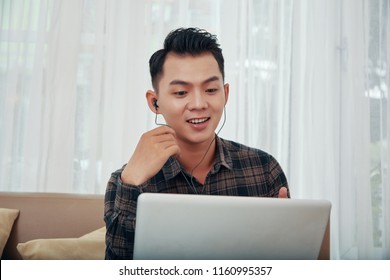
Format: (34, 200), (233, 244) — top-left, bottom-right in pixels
(0, 208), (20, 256)
(16, 227), (105, 260)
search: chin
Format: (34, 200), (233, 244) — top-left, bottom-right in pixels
(186, 134), (216, 145)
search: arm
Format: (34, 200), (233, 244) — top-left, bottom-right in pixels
(104, 169), (144, 259)
(268, 154), (290, 198)
(104, 126), (180, 259)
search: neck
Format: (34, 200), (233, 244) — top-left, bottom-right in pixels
(177, 136), (217, 177)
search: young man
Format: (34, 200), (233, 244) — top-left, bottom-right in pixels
(104, 27), (289, 259)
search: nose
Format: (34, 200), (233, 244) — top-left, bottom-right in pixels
(187, 91), (208, 110)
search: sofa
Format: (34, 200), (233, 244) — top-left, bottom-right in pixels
(0, 192), (105, 260)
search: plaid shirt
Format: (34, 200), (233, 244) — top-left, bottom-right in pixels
(104, 136), (289, 259)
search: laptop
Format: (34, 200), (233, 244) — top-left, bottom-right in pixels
(133, 193), (331, 260)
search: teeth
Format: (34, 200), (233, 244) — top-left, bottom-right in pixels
(188, 118), (209, 124)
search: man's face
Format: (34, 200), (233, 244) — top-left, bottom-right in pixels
(154, 52), (229, 146)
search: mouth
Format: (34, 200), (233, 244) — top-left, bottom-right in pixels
(187, 117), (210, 124)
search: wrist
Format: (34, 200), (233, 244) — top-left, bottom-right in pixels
(120, 168), (147, 186)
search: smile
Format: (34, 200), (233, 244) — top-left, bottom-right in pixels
(187, 117), (210, 124)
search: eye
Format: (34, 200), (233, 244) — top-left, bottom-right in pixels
(206, 88), (218, 93)
(174, 91), (187, 96)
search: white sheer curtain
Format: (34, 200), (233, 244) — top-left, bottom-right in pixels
(0, 0), (388, 259)
(289, 0), (389, 259)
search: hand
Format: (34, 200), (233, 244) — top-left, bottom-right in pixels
(121, 126), (180, 185)
(278, 186), (288, 198)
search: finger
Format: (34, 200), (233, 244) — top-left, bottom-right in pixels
(164, 144), (181, 158)
(151, 125), (177, 137)
(154, 133), (177, 144)
(278, 187), (288, 198)
(157, 137), (180, 152)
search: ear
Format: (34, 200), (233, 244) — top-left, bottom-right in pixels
(146, 90), (158, 113)
(223, 83), (230, 106)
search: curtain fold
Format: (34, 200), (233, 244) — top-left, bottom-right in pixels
(0, 0), (388, 259)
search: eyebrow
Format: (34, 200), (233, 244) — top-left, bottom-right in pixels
(169, 76), (220, 86)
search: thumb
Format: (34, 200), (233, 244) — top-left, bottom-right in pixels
(278, 187), (288, 198)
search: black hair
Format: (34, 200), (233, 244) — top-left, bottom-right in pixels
(149, 27), (225, 90)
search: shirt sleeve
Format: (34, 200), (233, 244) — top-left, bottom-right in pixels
(104, 167), (147, 260)
(267, 155), (290, 198)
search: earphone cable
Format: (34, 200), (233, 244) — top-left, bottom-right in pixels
(188, 106), (226, 193)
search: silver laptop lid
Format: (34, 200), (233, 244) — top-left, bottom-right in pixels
(133, 193), (331, 260)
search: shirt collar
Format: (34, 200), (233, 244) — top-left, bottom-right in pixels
(162, 136), (233, 181)
(212, 135), (233, 173)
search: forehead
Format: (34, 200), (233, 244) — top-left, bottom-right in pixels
(160, 52), (222, 85)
